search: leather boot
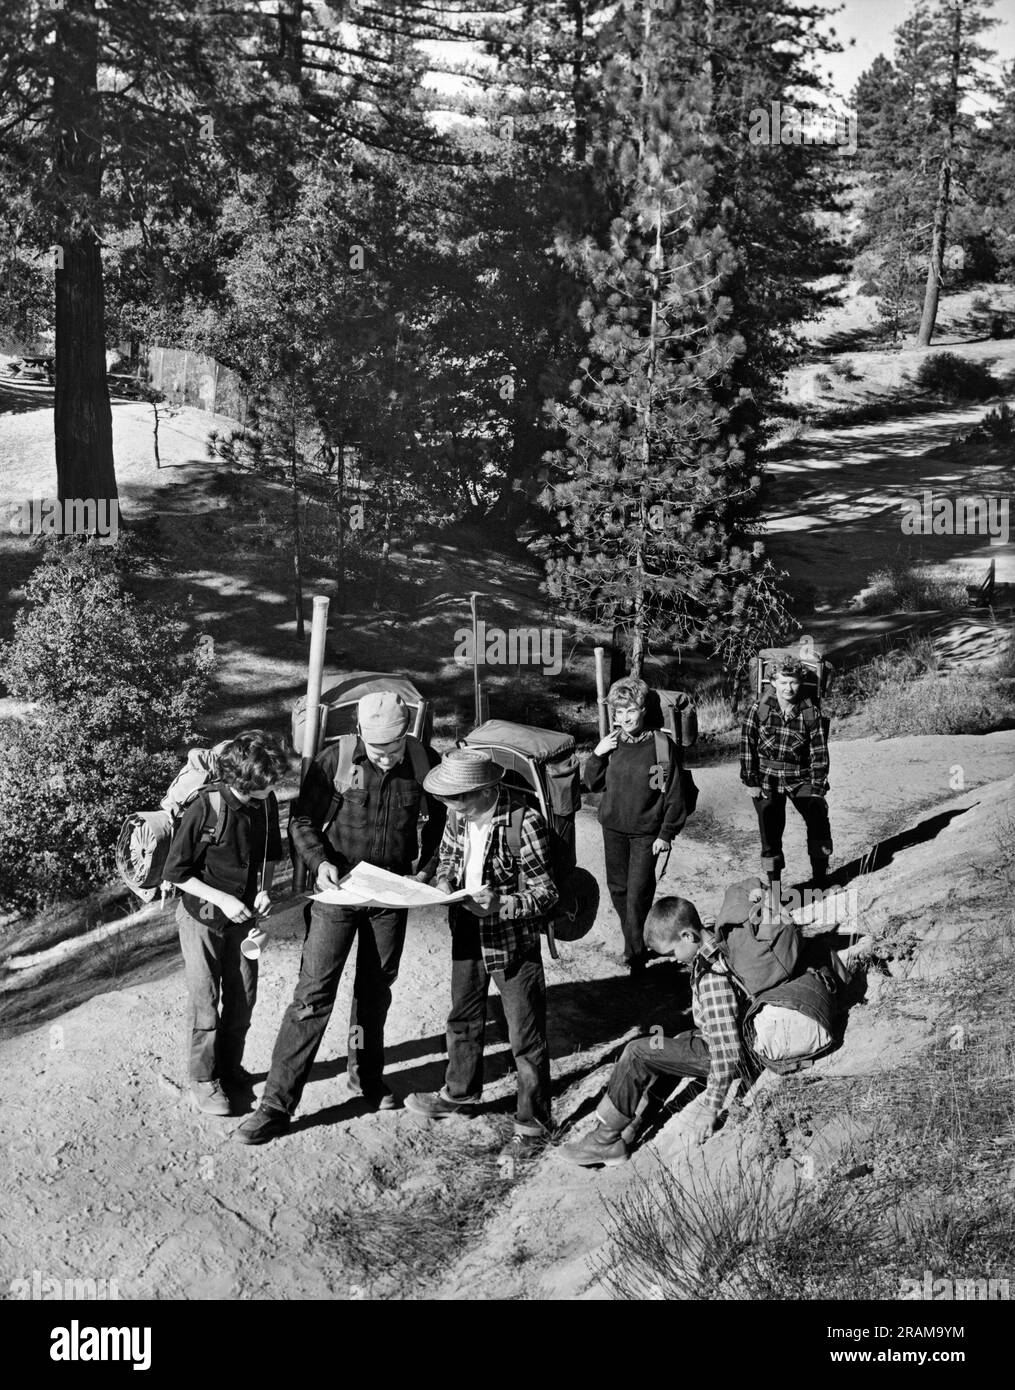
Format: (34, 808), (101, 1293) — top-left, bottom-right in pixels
(560, 1095), (632, 1168)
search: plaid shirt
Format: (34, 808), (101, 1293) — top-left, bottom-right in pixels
(691, 938), (748, 1117)
(740, 697), (829, 794)
(436, 787), (558, 973)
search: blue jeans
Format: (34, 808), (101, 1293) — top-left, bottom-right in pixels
(444, 915), (551, 1131)
(177, 903), (258, 1083)
(260, 902), (407, 1115)
(606, 1031), (713, 1121)
(602, 828), (659, 962)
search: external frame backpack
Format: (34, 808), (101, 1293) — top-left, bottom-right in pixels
(288, 733), (433, 874)
(116, 745), (229, 902)
(648, 728), (699, 819)
(460, 721), (599, 959)
(643, 687), (698, 748)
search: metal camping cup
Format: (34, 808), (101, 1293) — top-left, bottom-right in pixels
(240, 925), (269, 960)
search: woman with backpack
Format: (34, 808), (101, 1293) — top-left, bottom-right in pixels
(163, 730), (290, 1117)
(584, 676), (688, 974)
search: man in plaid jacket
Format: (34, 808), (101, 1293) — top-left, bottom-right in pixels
(561, 895), (757, 1166)
(405, 748), (558, 1159)
(741, 656), (832, 889)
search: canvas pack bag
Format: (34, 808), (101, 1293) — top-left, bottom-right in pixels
(116, 745), (229, 902)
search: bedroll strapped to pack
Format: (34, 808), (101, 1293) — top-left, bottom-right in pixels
(116, 745), (229, 902)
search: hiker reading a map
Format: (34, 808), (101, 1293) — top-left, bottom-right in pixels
(404, 748), (558, 1161)
(584, 676), (688, 973)
(561, 895), (757, 1167)
(235, 693), (443, 1145)
(162, 731), (289, 1118)
(740, 656), (832, 891)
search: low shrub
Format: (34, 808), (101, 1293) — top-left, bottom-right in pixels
(851, 563), (969, 616)
(855, 670), (1015, 737)
(914, 352), (998, 401)
(961, 402), (1015, 445)
(0, 538), (213, 913)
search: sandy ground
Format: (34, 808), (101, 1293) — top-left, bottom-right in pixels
(1, 731), (1013, 1300)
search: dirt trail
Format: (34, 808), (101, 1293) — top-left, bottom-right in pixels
(763, 395), (1015, 669)
(2, 732), (1012, 1300)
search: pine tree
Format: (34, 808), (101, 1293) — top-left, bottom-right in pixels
(852, 1), (999, 344)
(0, 0), (264, 509)
(541, 0), (795, 681)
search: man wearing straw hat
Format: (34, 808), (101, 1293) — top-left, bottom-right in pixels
(405, 748), (558, 1159)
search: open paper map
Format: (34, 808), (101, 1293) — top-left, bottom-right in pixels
(308, 863), (472, 910)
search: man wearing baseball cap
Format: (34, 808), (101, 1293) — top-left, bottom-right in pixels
(236, 691), (443, 1144)
(404, 748), (558, 1159)
(741, 656), (832, 894)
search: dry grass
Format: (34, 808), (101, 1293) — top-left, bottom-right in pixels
(852, 563), (971, 617)
(314, 1138), (510, 1296)
(597, 941), (1015, 1301)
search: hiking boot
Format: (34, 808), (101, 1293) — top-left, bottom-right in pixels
(190, 1080), (232, 1116)
(404, 1089), (479, 1121)
(233, 1105), (291, 1146)
(560, 1123), (630, 1168)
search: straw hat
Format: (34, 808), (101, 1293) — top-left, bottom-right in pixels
(423, 748), (504, 798)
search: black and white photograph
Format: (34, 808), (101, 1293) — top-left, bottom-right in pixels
(0, 0), (1013, 1350)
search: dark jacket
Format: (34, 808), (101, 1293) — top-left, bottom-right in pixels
(584, 733), (687, 843)
(289, 738), (445, 880)
(163, 786), (283, 926)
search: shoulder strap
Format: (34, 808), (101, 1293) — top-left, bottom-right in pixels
(506, 802), (525, 861)
(333, 735), (359, 794)
(506, 802), (527, 894)
(652, 729), (671, 772)
(188, 786), (225, 845)
(322, 735), (359, 833)
(405, 735), (431, 823)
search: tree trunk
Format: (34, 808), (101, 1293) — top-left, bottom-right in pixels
(290, 371), (305, 640)
(917, 2), (962, 348)
(570, 0), (587, 163)
(336, 439), (345, 609)
(52, 0), (117, 510)
(277, 0), (304, 85)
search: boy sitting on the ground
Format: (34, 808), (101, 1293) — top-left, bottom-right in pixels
(561, 895), (756, 1166)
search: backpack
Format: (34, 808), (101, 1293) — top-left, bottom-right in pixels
(648, 728), (699, 819)
(713, 875), (847, 1072)
(755, 646), (833, 707)
(116, 745), (229, 902)
(643, 687), (698, 748)
(288, 733), (433, 874)
(461, 721), (599, 959)
(500, 802), (599, 961)
(715, 877), (801, 996)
